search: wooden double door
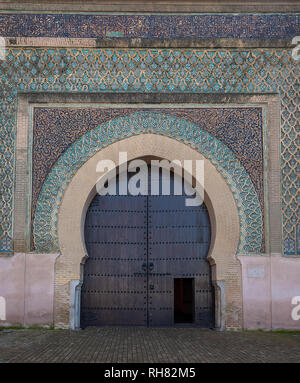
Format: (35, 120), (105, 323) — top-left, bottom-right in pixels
(81, 167), (214, 328)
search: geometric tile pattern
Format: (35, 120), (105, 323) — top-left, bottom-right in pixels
(31, 106), (264, 251)
(32, 111), (263, 254)
(0, 48), (299, 254)
(0, 14), (300, 39)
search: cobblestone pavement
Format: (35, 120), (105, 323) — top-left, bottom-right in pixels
(0, 327), (300, 363)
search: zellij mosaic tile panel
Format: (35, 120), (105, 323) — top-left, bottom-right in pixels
(0, 47), (299, 255)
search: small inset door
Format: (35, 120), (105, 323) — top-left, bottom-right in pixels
(174, 278), (195, 323)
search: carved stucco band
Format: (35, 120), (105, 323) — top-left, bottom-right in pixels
(33, 111), (263, 254)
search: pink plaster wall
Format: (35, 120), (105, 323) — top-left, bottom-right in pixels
(0, 254), (25, 325)
(238, 255), (300, 330)
(0, 253), (299, 329)
(0, 253), (58, 327)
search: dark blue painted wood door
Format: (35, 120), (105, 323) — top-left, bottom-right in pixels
(81, 167), (213, 328)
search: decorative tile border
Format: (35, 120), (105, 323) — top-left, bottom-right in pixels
(0, 14), (299, 39)
(32, 111), (263, 254)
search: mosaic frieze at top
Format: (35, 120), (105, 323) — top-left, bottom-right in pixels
(0, 13), (299, 39)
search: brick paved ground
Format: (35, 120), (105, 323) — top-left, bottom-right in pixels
(0, 327), (299, 363)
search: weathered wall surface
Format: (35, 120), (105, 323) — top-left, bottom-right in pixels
(0, 253), (58, 326)
(239, 256), (300, 330)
